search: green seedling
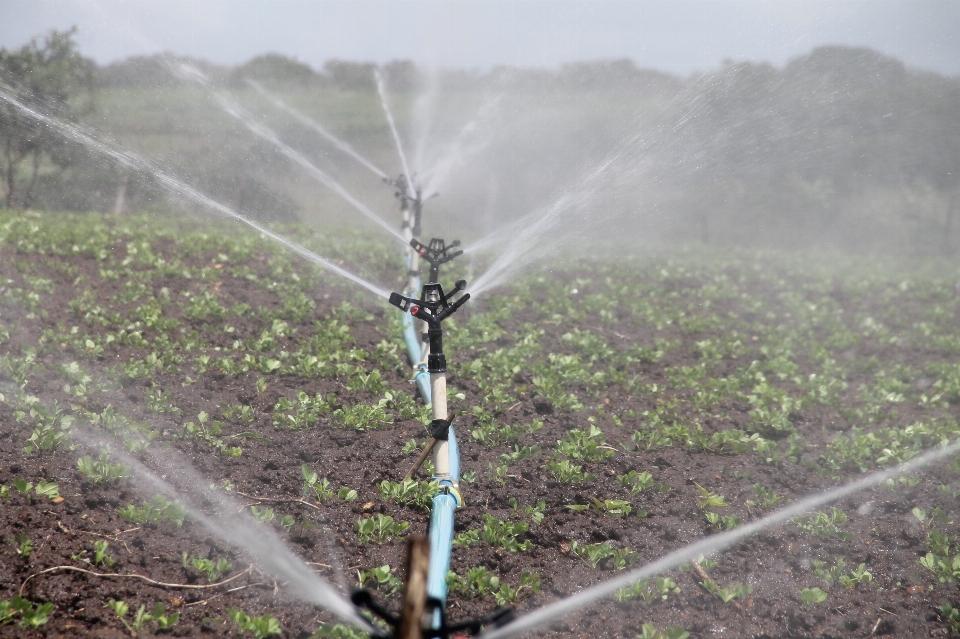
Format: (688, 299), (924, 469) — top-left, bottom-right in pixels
(636, 623), (690, 639)
(745, 483), (782, 508)
(77, 454), (131, 484)
(700, 578), (753, 604)
(227, 608), (282, 638)
(338, 487), (358, 502)
(401, 439), (419, 455)
(694, 483), (729, 509)
(615, 577), (680, 603)
(250, 506), (275, 523)
(500, 444), (541, 465)
(118, 495), (187, 527)
(302, 464), (335, 502)
(546, 460), (596, 484)
(938, 604), (960, 635)
(799, 587), (828, 605)
(378, 478), (439, 510)
(311, 623), (371, 639)
(455, 514), (531, 552)
(448, 567), (541, 605)
(182, 553), (233, 582)
(509, 498), (546, 524)
(357, 565), (403, 595)
(0, 596), (55, 628)
(793, 507), (851, 540)
(279, 515), (296, 532)
(568, 497), (636, 517)
(618, 470), (654, 494)
(556, 425), (615, 462)
(570, 541), (639, 570)
(13, 533), (33, 559)
(355, 514), (409, 544)
(489, 462), (509, 484)
(812, 558), (872, 587)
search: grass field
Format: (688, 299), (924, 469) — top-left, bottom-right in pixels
(1, 210), (960, 637)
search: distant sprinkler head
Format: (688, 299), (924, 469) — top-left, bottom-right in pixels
(410, 237), (464, 284)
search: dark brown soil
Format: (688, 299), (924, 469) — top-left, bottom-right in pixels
(1, 214), (959, 639)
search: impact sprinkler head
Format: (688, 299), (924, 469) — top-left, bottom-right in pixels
(386, 173), (412, 211)
(410, 238), (464, 284)
(389, 280), (469, 373)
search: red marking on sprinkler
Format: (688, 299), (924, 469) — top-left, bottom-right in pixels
(419, 248), (427, 256)
(410, 305), (420, 315)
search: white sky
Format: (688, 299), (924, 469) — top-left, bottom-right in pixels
(1, 0), (959, 76)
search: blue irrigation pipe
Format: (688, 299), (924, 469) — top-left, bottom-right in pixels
(401, 252), (431, 404)
(427, 427), (460, 629)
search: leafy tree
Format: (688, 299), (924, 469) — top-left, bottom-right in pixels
(0, 27), (94, 209)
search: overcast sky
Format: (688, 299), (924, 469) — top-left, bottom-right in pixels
(2, 0), (959, 76)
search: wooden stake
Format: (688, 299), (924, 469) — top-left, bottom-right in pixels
(397, 536), (430, 639)
(404, 412), (454, 480)
(405, 439), (437, 480)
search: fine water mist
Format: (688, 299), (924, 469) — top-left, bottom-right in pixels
(70, 428), (369, 629)
(173, 64), (407, 246)
(375, 69), (414, 194)
(0, 84), (391, 300)
(247, 79), (390, 181)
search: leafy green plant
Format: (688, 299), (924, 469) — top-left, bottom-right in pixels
(500, 444), (541, 465)
(509, 498), (546, 524)
(556, 425), (615, 462)
(570, 541), (639, 570)
(0, 596), (55, 628)
(13, 533), (33, 559)
(455, 514), (531, 552)
(700, 578), (753, 604)
(182, 553), (233, 582)
(799, 587), (828, 605)
(616, 577), (680, 603)
(938, 603), (960, 635)
(636, 623), (690, 639)
(251, 506), (276, 523)
(355, 515), (409, 544)
(812, 558), (872, 587)
(302, 464), (335, 502)
(77, 454), (131, 484)
(227, 608), (282, 638)
(378, 478), (439, 511)
(118, 495), (187, 527)
(333, 397), (393, 431)
(793, 508), (851, 540)
(546, 460), (596, 484)
(567, 497), (636, 517)
(357, 565), (403, 596)
(448, 567), (541, 605)
(311, 622), (371, 638)
(618, 470), (654, 494)
(745, 483), (782, 508)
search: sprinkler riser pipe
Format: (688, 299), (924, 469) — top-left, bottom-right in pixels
(431, 372), (449, 477)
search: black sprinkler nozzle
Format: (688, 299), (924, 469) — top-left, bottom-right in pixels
(410, 237), (464, 284)
(388, 281), (470, 373)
